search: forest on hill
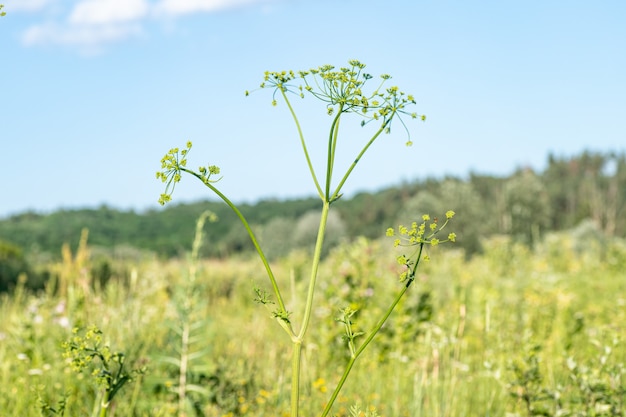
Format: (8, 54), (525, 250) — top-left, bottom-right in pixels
(0, 150), (625, 290)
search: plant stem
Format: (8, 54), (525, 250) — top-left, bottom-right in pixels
(319, 285), (408, 417)
(330, 122), (388, 202)
(320, 243), (424, 417)
(281, 89), (324, 199)
(298, 200), (330, 340)
(289, 200), (330, 417)
(181, 168), (294, 337)
(291, 338), (303, 417)
(325, 109), (343, 200)
(178, 321), (190, 416)
(98, 390), (110, 417)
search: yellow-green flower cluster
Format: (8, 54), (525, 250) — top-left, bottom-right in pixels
(63, 325), (108, 373)
(156, 141), (221, 205)
(255, 60), (425, 145)
(386, 211), (455, 248)
(156, 141), (192, 205)
(387, 211), (456, 281)
(63, 325), (145, 402)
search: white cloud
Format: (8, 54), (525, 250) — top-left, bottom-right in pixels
(69, 0), (149, 24)
(22, 21), (142, 49)
(6, 0), (55, 12)
(154, 0), (261, 17)
(17, 0), (272, 51)
(20, 0), (148, 51)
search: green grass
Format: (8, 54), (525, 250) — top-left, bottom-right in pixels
(1, 231), (625, 416)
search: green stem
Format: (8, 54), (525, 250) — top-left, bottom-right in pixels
(181, 168), (294, 337)
(325, 108), (343, 200)
(330, 122), (388, 202)
(178, 321), (190, 416)
(291, 339), (303, 417)
(281, 89), (324, 199)
(291, 200), (330, 417)
(320, 243), (424, 417)
(298, 200), (330, 340)
(98, 390), (110, 417)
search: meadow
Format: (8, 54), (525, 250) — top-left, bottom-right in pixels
(1, 224), (625, 417)
(2, 60), (625, 417)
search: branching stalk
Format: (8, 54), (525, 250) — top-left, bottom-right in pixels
(298, 201), (330, 339)
(325, 109), (343, 200)
(320, 243), (425, 417)
(291, 339), (303, 417)
(289, 200), (330, 416)
(331, 121), (388, 202)
(180, 167), (294, 337)
(280, 89), (324, 199)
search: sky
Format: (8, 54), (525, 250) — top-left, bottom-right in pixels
(1, 0), (625, 219)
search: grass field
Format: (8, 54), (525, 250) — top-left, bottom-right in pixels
(1, 228), (625, 416)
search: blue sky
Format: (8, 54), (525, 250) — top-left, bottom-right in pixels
(1, 0), (625, 219)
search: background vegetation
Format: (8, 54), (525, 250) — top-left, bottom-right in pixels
(0, 149), (624, 416)
(1, 221), (625, 416)
(1, 151), (624, 263)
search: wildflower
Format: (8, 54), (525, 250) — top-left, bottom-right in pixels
(313, 377), (328, 393)
(254, 60), (425, 145)
(57, 316), (70, 328)
(387, 211), (457, 280)
(156, 142), (221, 205)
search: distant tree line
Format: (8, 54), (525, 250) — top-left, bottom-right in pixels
(0, 150), (624, 289)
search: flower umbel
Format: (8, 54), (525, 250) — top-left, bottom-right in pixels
(255, 60), (425, 145)
(156, 141), (222, 205)
(63, 326), (145, 413)
(387, 211), (456, 281)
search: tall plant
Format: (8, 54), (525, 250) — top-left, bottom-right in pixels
(157, 60), (455, 416)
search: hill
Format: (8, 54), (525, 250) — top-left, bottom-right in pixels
(0, 150), (624, 261)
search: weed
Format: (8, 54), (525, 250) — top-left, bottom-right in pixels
(62, 325), (146, 417)
(157, 60), (454, 416)
(506, 333), (625, 416)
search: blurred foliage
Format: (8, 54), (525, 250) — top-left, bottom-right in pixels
(0, 239), (46, 292)
(0, 225), (624, 416)
(0, 150), (624, 280)
(0, 239), (30, 292)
